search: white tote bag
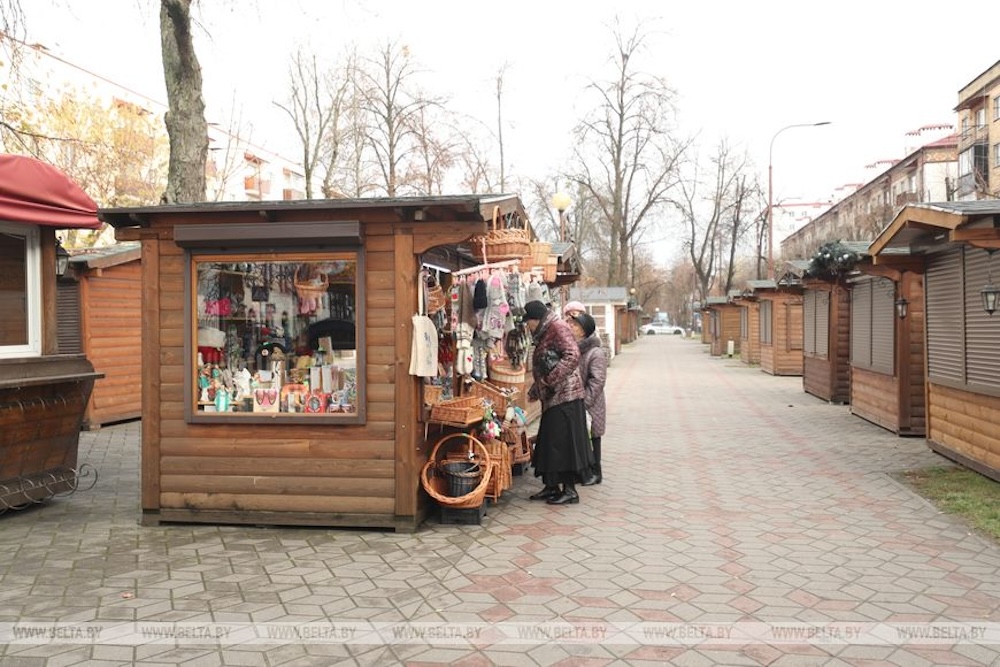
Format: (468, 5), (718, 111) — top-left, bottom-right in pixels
(409, 279), (439, 377)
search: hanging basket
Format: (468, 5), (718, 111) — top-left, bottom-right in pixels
(468, 206), (531, 262)
(487, 359), (525, 386)
(429, 396), (485, 425)
(294, 265), (329, 300)
(463, 378), (518, 414)
(529, 241), (551, 267)
(421, 433), (493, 508)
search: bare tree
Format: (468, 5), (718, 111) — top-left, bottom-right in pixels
(495, 63), (508, 192)
(672, 140), (760, 302)
(569, 22), (688, 287)
(275, 49), (354, 199)
(405, 104), (456, 195)
(159, 0), (208, 203)
(356, 40), (437, 197)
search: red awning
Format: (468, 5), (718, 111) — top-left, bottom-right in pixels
(0, 154), (101, 229)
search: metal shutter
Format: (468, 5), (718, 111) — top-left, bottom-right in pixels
(851, 281), (871, 366)
(926, 247), (964, 383)
(964, 247), (1000, 389)
(740, 306), (748, 340)
(803, 291), (816, 355)
(870, 277), (895, 374)
(815, 289), (830, 360)
(760, 300), (772, 344)
(56, 280), (82, 354)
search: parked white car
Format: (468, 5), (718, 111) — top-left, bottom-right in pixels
(641, 322), (685, 336)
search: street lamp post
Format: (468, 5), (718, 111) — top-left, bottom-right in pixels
(767, 121), (831, 279)
(551, 191), (571, 242)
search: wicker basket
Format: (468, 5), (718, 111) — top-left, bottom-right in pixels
(529, 241), (551, 266)
(503, 423), (532, 464)
(294, 265), (329, 300)
(464, 379), (518, 414)
(487, 360), (525, 385)
(423, 384), (444, 406)
(544, 256), (558, 283)
(482, 438), (512, 502)
(421, 433), (493, 508)
(429, 396), (485, 425)
(468, 206), (530, 262)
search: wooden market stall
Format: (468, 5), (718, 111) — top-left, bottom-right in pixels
(750, 279), (804, 376)
(0, 155), (103, 511)
(734, 287), (763, 366)
(869, 202), (998, 471)
(801, 278), (852, 405)
(704, 296), (741, 357)
(58, 244), (143, 429)
(847, 268), (926, 436)
(100, 194), (558, 531)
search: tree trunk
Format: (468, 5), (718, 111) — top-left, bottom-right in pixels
(160, 0), (208, 204)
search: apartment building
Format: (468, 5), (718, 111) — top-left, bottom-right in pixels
(782, 130), (957, 260)
(955, 60), (1000, 200)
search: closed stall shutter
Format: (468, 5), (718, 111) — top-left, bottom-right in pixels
(926, 247), (964, 383)
(851, 281), (871, 366)
(870, 277), (895, 374)
(815, 289), (830, 360)
(803, 291), (816, 355)
(56, 280), (82, 354)
(965, 247), (1000, 390)
(760, 300), (772, 344)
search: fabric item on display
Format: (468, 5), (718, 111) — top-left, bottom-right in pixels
(507, 272), (526, 316)
(526, 280), (544, 304)
(454, 281), (477, 378)
(481, 272), (508, 341)
(473, 279), (488, 309)
(409, 312), (438, 377)
(471, 335), (490, 381)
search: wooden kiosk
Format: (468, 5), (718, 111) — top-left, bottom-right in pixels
(869, 202), (1000, 465)
(704, 296), (741, 357)
(0, 155), (103, 511)
(750, 279), (804, 376)
(100, 194), (545, 531)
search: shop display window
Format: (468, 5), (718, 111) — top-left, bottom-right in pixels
(0, 223), (41, 358)
(190, 252), (362, 421)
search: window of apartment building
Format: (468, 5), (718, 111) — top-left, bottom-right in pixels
(995, 95), (1000, 121)
(976, 107), (987, 128)
(0, 223), (41, 358)
(994, 142), (1000, 168)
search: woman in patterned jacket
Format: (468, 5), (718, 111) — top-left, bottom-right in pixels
(523, 300), (594, 505)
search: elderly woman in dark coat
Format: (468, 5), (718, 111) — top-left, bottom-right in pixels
(568, 312), (607, 485)
(523, 300), (594, 505)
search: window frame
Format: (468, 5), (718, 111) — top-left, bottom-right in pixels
(0, 222), (42, 358)
(185, 249), (366, 425)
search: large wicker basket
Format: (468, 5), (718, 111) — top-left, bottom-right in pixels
(487, 360), (525, 385)
(468, 206), (530, 262)
(482, 438), (511, 502)
(429, 396), (485, 426)
(421, 433), (493, 508)
(463, 379), (518, 414)
(529, 241), (551, 266)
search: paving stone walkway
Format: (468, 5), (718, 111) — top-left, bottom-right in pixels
(3, 336), (1000, 666)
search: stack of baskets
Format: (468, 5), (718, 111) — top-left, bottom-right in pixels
(421, 433), (493, 509)
(503, 423), (532, 465)
(482, 438), (512, 502)
(468, 207), (531, 263)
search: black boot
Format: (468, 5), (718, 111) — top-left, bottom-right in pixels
(529, 485), (560, 501)
(547, 484), (580, 505)
(582, 465), (601, 486)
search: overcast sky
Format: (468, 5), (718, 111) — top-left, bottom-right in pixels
(21, 1), (1000, 218)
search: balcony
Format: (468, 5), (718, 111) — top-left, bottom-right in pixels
(244, 176), (271, 196)
(958, 125), (989, 151)
(895, 192), (919, 206)
(283, 188), (305, 201)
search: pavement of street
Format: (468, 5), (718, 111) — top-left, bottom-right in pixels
(3, 336), (1000, 666)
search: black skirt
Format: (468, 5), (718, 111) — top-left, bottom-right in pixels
(533, 398), (594, 484)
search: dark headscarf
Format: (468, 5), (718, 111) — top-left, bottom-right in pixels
(573, 311), (597, 338)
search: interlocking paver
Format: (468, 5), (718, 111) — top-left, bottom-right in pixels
(5, 337), (1000, 664)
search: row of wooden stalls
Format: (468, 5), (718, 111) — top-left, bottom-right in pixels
(0, 155), (105, 512)
(98, 194), (580, 531)
(701, 201), (1000, 484)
